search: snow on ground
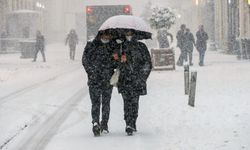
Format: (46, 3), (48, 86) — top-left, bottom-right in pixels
(0, 43), (83, 94)
(1, 44), (250, 150)
(44, 50), (250, 150)
(0, 43), (85, 149)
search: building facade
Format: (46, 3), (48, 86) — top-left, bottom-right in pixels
(44, 0), (85, 42)
(214, 0), (230, 51)
(1, 0), (85, 42)
(199, 0), (215, 42)
(0, 0), (8, 33)
(212, 0), (250, 52)
(0, 0), (46, 38)
(239, 0), (250, 38)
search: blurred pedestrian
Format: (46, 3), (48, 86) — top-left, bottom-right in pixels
(176, 24), (186, 66)
(65, 29), (78, 60)
(33, 30), (46, 62)
(82, 31), (115, 136)
(183, 28), (195, 66)
(196, 25), (208, 66)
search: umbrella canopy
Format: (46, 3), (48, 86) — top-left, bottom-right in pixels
(99, 15), (152, 40)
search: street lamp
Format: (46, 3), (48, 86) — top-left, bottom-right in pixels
(194, 0), (204, 6)
(36, 2), (45, 9)
(195, 0), (199, 6)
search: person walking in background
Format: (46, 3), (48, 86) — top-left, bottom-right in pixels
(33, 30), (46, 62)
(196, 25), (208, 66)
(116, 30), (152, 136)
(183, 28), (195, 66)
(82, 31), (115, 137)
(176, 24), (186, 66)
(66, 29), (78, 60)
(157, 29), (173, 48)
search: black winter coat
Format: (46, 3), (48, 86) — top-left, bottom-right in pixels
(66, 33), (78, 46)
(176, 29), (185, 49)
(196, 30), (208, 51)
(117, 40), (152, 96)
(82, 40), (115, 89)
(36, 35), (45, 50)
(183, 32), (195, 52)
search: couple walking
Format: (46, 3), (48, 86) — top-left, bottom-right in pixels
(82, 30), (152, 136)
(176, 24), (209, 66)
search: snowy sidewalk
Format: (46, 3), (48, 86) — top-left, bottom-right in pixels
(0, 43), (85, 149)
(1, 46), (250, 150)
(0, 43), (83, 97)
(44, 50), (250, 150)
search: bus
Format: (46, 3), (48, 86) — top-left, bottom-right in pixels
(86, 5), (132, 40)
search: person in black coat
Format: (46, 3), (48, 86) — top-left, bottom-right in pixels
(176, 24), (186, 66)
(65, 29), (78, 60)
(33, 30), (46, 62)
(82, 31), (115, 136)
(114, 30), (152, 135)
(196, 25), (209, 66)
(183, 28), (195, 66)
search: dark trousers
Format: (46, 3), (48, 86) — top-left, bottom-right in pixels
(122, 92), (139, 128)
(177, 48), (187, 66)
(69, 45), (76, 60)
(89, 86), (113, 124)
(187, 51), (193, 65)
(34, 48), (46, 62)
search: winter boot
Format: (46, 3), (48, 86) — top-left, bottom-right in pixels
(132, 122), (137, 132)
(92, 122), (101, 137)
(125, 126), (134, 136)
(100, 122), (109, 134)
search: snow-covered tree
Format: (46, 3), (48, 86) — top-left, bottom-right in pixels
(149, 6), (176, 30)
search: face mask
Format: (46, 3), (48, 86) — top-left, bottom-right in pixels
(116, 39), (123, 44)
(126, 36), (133, 41)
(101, 39), (109, 44)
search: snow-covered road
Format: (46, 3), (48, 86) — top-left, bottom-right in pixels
(1, 44), (250, 150)
(0, 44), (87, 149)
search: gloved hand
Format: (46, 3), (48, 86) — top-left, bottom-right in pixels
(113, 53), (119, 61)
(121, 54), (127, 63)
